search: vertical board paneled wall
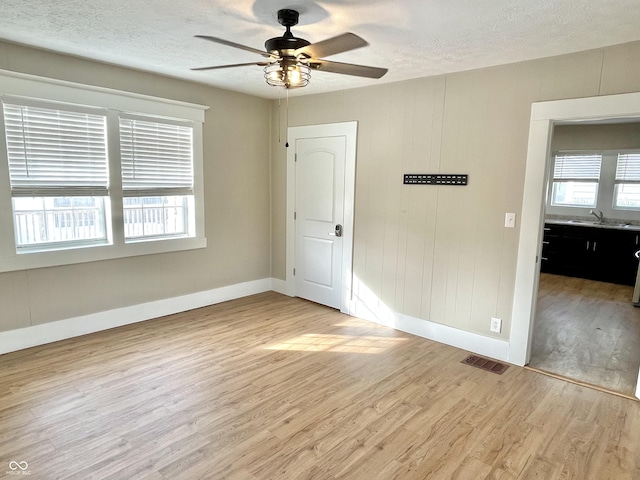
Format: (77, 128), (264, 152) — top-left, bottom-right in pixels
(272, 41), (640, 340)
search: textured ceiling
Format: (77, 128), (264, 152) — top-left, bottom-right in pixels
(2, 0), (640, 99)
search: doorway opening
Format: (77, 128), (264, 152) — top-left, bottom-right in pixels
(528, 122), (640, 397)
(510, 91), (640, 400)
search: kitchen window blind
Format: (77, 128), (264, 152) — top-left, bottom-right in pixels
(553, 153), (602, 181)
(614, 152), (640, 209)
(550, 153), (602, 208)
(615, 153), (640, 183)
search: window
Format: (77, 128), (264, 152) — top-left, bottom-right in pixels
(550, 153), (602, 207)
(13, 196), (106, 247)
(2, 101), (198, 250)
(0, 69), (207, 272)
(3, 101), (109, 250)
(119, 116), (194, 241)
(614, 152), (640, 209)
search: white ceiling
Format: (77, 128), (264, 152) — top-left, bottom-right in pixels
(3, 0), (640, 99)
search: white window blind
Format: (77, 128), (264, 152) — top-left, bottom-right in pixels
(553, 153), (602, 180)
(119, 116), (193, 197)
(615, 153), (640, 183)
(3, 101), (108, 197)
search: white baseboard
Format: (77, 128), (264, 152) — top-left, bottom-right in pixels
(349, 296), (511, 363)
(270, 278), (288, 295)
(0, 278), (274, 355)
(1, 276), (512, 365)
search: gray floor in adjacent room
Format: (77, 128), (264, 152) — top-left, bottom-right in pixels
(530, 273), (640, 396)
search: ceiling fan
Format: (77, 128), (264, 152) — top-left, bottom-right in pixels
(191, 9), (388, 89)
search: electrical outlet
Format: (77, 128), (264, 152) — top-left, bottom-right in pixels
(490, 317), (502, 333)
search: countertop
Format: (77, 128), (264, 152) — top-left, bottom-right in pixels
(545, 219), (640, 232)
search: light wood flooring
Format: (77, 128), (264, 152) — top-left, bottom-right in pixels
(530, 273), (640, 397)
(1, 292), (640, 479)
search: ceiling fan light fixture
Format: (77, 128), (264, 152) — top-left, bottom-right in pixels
(193, 9), (387, 87)
(264, 60), (311, 89)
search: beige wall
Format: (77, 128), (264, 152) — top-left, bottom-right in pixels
(0, 41), (272, 332)
(549, 122), (640, 222)
(3, 37), (640, 344)
(271, 41), (640, 340)
(552, 122), (640, 151)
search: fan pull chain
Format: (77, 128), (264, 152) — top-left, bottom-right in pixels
(285, 88), (289, 148)
(277, 94), (281, 144)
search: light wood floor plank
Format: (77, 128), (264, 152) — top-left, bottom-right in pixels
(1, 292), (639, 479)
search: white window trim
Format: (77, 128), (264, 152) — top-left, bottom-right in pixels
(613, 150), (640, 211)
(0, 69), (208, 273)
(548, 151), (602, 208)
(546, 148), (640, 221)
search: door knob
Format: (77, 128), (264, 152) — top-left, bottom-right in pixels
(329, 224), (343, 237)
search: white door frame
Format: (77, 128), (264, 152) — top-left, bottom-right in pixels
(286, 121), (357, 313)
(510, 91), (640, 388)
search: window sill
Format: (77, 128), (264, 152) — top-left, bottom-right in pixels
(0, 236), (207, 273)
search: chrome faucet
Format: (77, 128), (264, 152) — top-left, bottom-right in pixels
(589, 209), (604, 223)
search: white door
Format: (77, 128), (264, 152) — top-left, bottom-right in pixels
(286, 122), (357, 313)
(294, 136), (346, 309)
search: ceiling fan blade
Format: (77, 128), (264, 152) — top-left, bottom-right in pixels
(295, 33), (368, 59)
(191, 62), (269, 71)
(309, 59), (388, 79)
(194, 35), (270, 57)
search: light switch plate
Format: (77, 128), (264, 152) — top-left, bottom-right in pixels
(505, 212), (516, 228)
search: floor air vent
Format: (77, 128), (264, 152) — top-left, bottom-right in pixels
(461, 355), (509, 375)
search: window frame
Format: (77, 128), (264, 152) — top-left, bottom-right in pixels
(546, 149), (640, 223)
(613, 151), (640, 211)
(0, 69), (208, 273)
(549, 152), (602, 208)
(3, 99), (112, 251)
(119, 114), (196, 242)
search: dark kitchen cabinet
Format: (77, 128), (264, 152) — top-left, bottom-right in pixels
(541, 223), (640, 286)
